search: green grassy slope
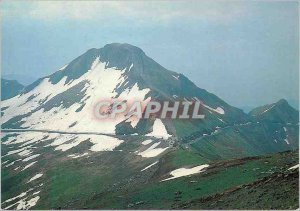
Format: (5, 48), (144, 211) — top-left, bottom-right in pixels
(176, 166), (298, 209)
(1, 131), (298, 210)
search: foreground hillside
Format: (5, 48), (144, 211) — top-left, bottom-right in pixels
(180, 167), (298, 209)
(1, 130), (298, 209)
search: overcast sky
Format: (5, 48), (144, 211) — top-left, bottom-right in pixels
(1, 1), (299, 109)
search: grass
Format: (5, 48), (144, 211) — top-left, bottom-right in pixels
(168, 148), (209, 168)
(119, 160), (278, 209)
(173, 120), (199, 138)
(39, 161), (113, 209)
(183, 169), (299, 209)
(82, 150), (298, 209)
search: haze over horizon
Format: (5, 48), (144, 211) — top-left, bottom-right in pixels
(1, 1), (299, 109)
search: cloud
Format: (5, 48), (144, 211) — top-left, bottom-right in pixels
(1, 1), (249, 24)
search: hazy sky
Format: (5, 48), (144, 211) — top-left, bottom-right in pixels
(1, 1), (299, 109)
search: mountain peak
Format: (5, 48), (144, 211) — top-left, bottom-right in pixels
(98, 43), (145, 70)
(249, 99), (299, 124)
(276, 99), (289, 106)
(43, 43), (147, 86)
(102, 43), (145, 54)
(1, 78), (24, 100)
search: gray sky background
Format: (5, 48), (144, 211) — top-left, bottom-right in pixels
(1, 1), (299, 109)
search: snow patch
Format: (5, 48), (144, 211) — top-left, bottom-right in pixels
(59, 64), (68, 71)
(146, 119), (171, 140)
(23, 154), (40, 162)
(22, 161), (37, 171)
(14, 166), (20, 171)
(32, 191), (40, 195)
(129, 63), (134, 71)
(3, 192), (27, 203)
(16, 196), (40, 210)
(284, 139), (290, 145)
(261, 104), (275, 114)
(18, 149), (32, 157)
(141, 161), (158, 171)
(193, 98), (224, 115)
(2, 160), (9, 165)
(5, 159), (21, 168)
(89, 135), (124, 152)
(172, 75), (179, 80)
(161, 164), (209, 181)
(288, 164), (299, 170)
(138, 142), (168, 158)
(218, 118), (225, 123)
(27, 173), (43, 183)
(2, 187), (40, 210)
(125, 117), (139, 128)
(202, 103), (225, 115)
(141, 139), (153, 145)
(68, 152), (89, 158)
